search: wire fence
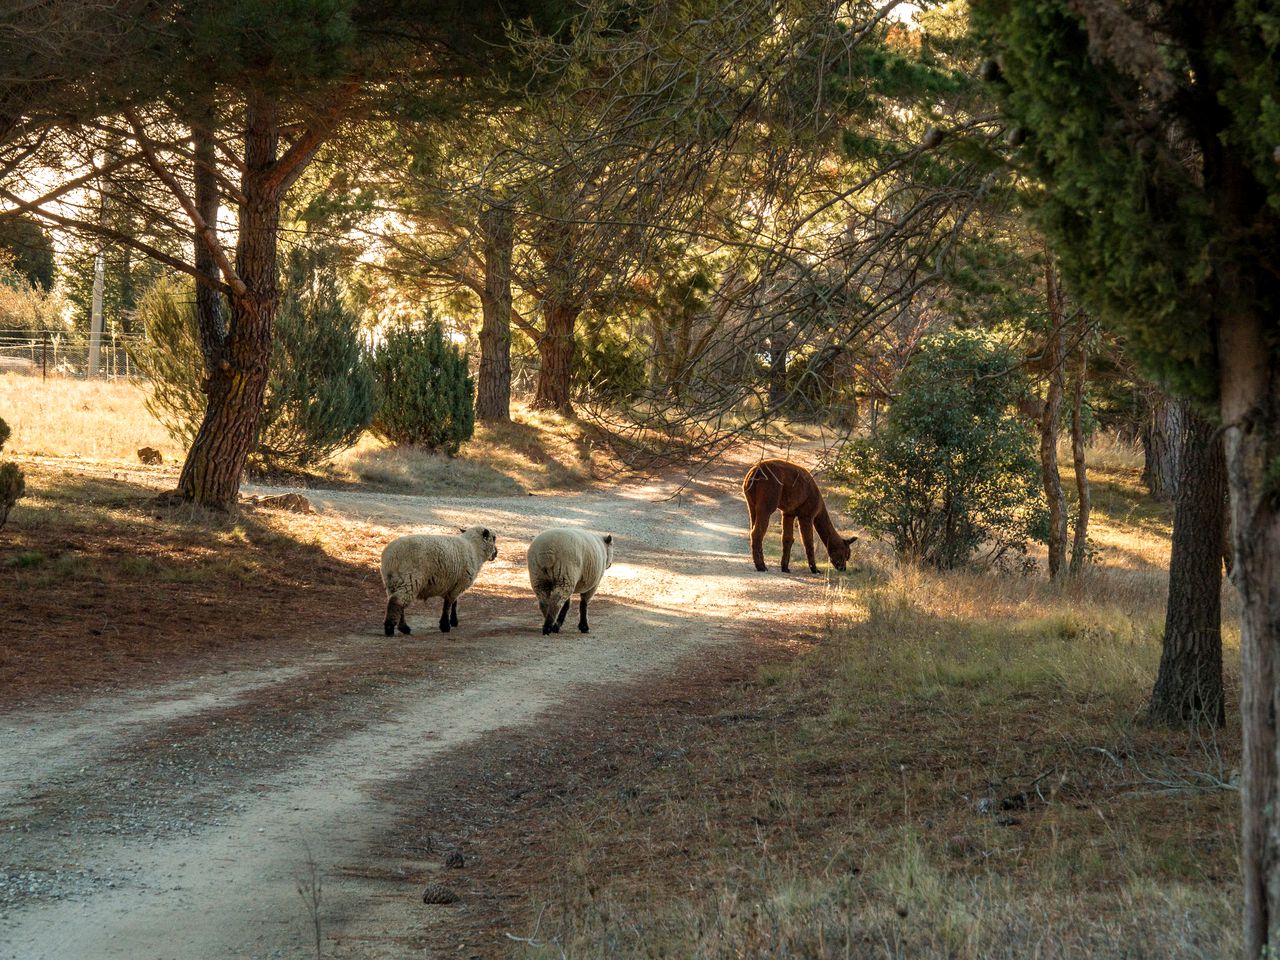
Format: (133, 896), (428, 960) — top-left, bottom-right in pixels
(0, 330), (146, 380)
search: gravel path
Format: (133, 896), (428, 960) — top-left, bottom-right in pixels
(0, 457), (838, 959)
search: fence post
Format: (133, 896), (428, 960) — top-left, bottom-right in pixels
(41, 331), (48, 381)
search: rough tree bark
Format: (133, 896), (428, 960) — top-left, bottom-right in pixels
(1140, 391), (1184, 500)
(177, 93), (282, 508)
(476, 200), (513, 423)
(1039, 255), (1068, 579)
(533, 300), (578, 413)
(1147, 407), (1227, 726)
(1068, 335), (1090, 574)
(1222, 307), (1280, 958)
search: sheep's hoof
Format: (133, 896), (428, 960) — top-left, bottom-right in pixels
(780, 565), (790, 573)
(579, 623), (589, 633)
(550, 623), (561, 633)
(439, 622), (451, 634)
(449, 614), (458, 627)
(383, 621), (394, 637)
(398, 623), (411, 635)
(542, 624), (553, 636)
(754, 564), (768, 572)
(809, 566), (819, 574)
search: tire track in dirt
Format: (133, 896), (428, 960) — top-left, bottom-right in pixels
(1, 460), (839, 959)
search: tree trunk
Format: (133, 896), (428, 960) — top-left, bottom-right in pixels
(533, 300), (577, 413)
(1141, 392), (1184, 500)
(1221, 309), (1280, 959)
(1068, 336), (1090, 574)
(1148, 408), (1227, 726)
(190, 102), (226, 378)
(1039, 255), (1068, 579)
(177, 93), (281, 509)
(476, 200), (512, 423)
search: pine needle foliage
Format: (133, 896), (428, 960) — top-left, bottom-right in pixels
(369, 319), (475, 455)
(129, 252), (375, 470)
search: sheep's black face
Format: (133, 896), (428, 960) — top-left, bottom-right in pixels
(485, 531), (498, 561)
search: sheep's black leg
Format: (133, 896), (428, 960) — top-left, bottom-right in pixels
(578, 596), (590, 633)
(449, 600), (459, 627)
(384, 598), (402, 637)
(397, 604), (411, 635)
(439, 598), (452, 633)
(555, 599), (571, 632)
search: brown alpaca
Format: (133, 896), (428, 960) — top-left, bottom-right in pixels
(742, 459), (856, 573)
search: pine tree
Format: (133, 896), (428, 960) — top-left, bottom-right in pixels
(971, 0), (1280, 950)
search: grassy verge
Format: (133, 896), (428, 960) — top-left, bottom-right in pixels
(497, 451), (1240, 959)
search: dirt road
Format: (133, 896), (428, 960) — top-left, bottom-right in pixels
(0, 461), (838, 959)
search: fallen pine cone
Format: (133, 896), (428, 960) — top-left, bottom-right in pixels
(422, 883), (459, 905)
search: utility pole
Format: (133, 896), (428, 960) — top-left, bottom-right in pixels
(87, 249), (105, 377)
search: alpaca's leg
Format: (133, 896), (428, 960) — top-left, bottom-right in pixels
(749, 490), (778, 572)
(799, 517), (818, 573)
(780, 514), (796, 573)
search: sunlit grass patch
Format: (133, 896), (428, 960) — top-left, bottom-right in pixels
(0, 373), (182, 464)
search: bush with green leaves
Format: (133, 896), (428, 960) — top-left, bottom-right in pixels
(0, 416), (25, 529)
(129, 251), (375, 470)
(831, 330), (1046, 569)
(369, 320), (475, 455)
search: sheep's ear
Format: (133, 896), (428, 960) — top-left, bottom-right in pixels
(482, 528), (490, 539)
(459, 527), (467, 534)
(844, 536), (858, 545)
(604, 534), (613, 545)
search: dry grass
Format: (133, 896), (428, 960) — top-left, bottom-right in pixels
(0, 376), (613, 496)
(504, 459), (1241, 960)
(0, 373), (183, 464)
(326, 403), (608, 496)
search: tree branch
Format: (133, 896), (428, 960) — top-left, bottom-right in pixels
(122, 106), (246, 297)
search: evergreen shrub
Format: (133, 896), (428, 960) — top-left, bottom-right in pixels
(0, 416), (25, 528)
(370, 319), (475, 455)
(831, 330), (1046, 569)
(129, 249), (375, 470)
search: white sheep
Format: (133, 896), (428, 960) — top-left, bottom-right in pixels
(527, 528), (614, 636)
(380, 526), (498, 636)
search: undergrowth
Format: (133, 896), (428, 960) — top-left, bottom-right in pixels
(512, 456), (1240, 959)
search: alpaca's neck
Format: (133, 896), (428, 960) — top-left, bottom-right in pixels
(813, 504), (841, 549)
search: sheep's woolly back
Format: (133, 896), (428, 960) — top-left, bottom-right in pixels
(527, 527), (612, 603)
(381, 526), (495, 606)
